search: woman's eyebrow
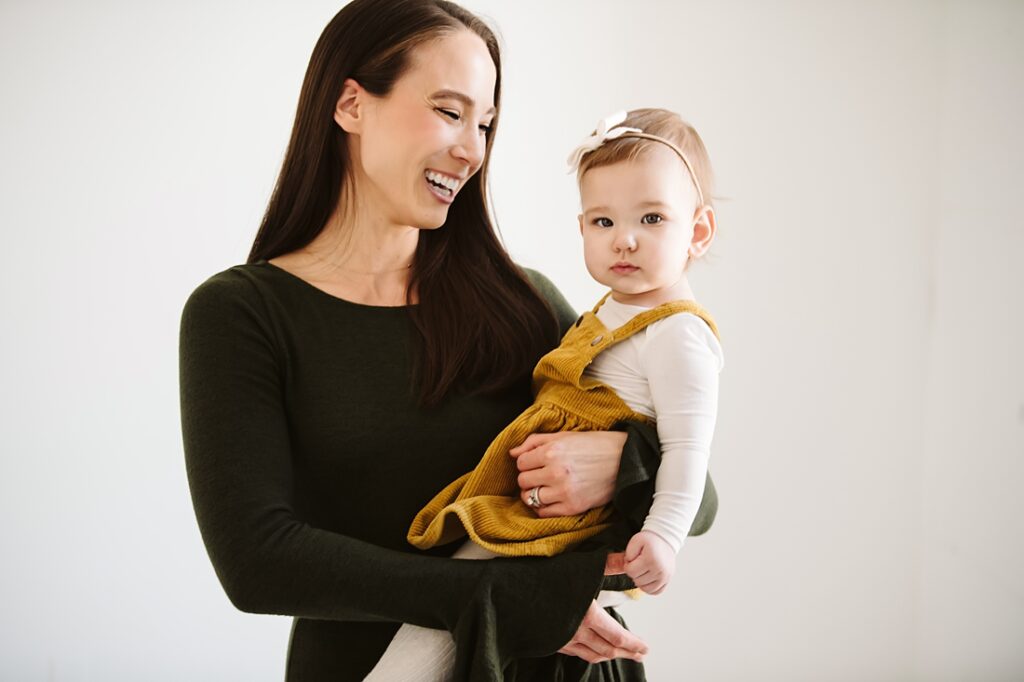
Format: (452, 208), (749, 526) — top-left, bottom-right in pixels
(430, 89), (496, 116)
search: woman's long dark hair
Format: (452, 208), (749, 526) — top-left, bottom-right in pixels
(247, 0), (560, 406)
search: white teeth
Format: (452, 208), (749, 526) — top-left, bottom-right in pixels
(426, 170), (459, 192)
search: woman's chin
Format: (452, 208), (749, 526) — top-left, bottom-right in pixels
(414, 204), (452, 230)
(414, 215), (448, 230)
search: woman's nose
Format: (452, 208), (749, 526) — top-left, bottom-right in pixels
(452, 127), (486, 171)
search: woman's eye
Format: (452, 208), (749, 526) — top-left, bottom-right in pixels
(641, 213), (663, 225)
(439, 108), (490, 135)
(593, 217), (613, 228)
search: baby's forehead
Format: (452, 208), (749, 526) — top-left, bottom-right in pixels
(579, 157), (699, 212)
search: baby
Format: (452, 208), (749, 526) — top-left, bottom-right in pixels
(367, 108), (724, 680)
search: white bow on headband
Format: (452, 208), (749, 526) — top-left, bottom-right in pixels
(564, 110), (706, 206)
(565, 111), (640, 172)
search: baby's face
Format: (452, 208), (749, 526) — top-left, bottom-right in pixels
(578, 146), (701, 306)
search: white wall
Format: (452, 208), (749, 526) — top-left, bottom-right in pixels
(917, 3), (1024, 680)
(0, 1), (1019, 680)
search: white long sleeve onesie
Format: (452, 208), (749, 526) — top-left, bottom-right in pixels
(586, 296), (724, 553)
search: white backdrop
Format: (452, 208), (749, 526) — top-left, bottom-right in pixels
(1, 1), (1021, 680)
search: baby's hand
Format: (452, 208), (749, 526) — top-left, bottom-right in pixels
(624, 531), (675, 595)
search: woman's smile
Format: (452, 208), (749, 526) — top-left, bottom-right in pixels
(424, 168), (462, 204)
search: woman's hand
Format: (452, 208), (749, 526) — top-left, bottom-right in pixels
(509, 431), (627, 517)
(558, 553), (649, 664)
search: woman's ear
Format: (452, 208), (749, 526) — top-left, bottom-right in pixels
(334, 78), (366, 134)
(688, 205), (717, 259)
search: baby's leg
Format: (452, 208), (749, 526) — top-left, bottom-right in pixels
(362, 540), (499, 682)
(361, 624), (455, 682)
(595, 587), (631, 609)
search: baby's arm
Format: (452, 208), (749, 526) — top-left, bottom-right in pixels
(625, 313), (724, 594)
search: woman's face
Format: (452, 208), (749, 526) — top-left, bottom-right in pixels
(347, 29), (497, 230)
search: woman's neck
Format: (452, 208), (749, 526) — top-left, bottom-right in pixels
(310, 203), (419, 273)
(273, 193), (421, 306)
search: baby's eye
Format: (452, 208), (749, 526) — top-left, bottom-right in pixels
(641, 213), (663, 225)
(479, 123), (493, 136)
(437, 108), (460, 121)
(593, 217), (613, 228)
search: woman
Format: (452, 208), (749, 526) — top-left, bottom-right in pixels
(179, 1), (715, 679)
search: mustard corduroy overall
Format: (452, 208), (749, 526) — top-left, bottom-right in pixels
(408, 293), (720, 557)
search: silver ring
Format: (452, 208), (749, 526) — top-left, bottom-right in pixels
(527, 486), (544, 509)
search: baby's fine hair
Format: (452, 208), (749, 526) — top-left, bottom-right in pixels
(577, 108), (715, 210)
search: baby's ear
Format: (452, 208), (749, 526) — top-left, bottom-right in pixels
(689, 206), (717, 259)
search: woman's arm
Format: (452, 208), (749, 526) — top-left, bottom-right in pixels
(179, 272), (609, 677)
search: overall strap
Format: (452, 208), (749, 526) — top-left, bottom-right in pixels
(609, 299), (720, 344)
(590, 291), (613, 314)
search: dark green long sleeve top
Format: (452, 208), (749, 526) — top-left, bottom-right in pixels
(179, 260), (716, 681)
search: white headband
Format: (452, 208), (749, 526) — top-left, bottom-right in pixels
(566, 110), (705, 206)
